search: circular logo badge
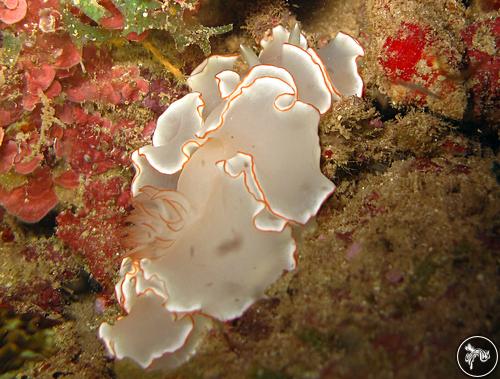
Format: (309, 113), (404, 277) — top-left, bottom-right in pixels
(457, 336), (498, 377)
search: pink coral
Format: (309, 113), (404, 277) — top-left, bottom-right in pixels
(64, 46), (149, 105)
(2, 0), (80, 112)
(17, 0), (59, 32)
(0, 0), (27, 24)
(53, 170), (80, 189)
(0, 74), (23, 127)
(0, 129), (44, 175)
(55, 105), (132, 176)
(6, 0), (81, 110)
(0, 140), (17, 173)
(0, 167), (58, 223)
(19, 34), (81, 110)
(66, 65), (148, 104)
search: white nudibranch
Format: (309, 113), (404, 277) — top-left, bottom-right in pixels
(99, 25), (364, 370)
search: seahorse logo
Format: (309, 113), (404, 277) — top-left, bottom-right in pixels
(457, 336), (498, 378)
(464, 343), (490, 370)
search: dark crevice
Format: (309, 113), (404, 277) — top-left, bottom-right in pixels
(60, 270), (102, 300)
(332, 160), (370, 183)
(19, 210), (58, 237)
(373, 90), (499, 153)
(53, 371), (74, 378)
(492, 161), (500, 184)
(372, 97), (403, 122)
(197, 0), (277, 28)
(459, 96), (499, 152)
(285, 0), (328, 22)
(88, 274), (103, 293)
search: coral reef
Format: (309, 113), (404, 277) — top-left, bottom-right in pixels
(0, 0), (498, 378)
(0, 0), (225, 297)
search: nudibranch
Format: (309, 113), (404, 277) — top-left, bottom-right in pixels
(99, 25), (364, 370)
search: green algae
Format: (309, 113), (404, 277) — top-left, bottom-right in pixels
(63, 0), (232, 54)
(0, 308), (56, 376)
(0, 172), (28, 192)
(70, 0), (110, 23)
(62, 8), (116, 47)
(0, 32), (23, 68)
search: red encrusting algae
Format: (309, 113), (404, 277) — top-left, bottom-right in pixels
(57, 177), (132, 294)
(461, 16), (499, 120)
(381, 22), (429, 83)
(0, 167), (57, 223)
(378, 21), (462, 112)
